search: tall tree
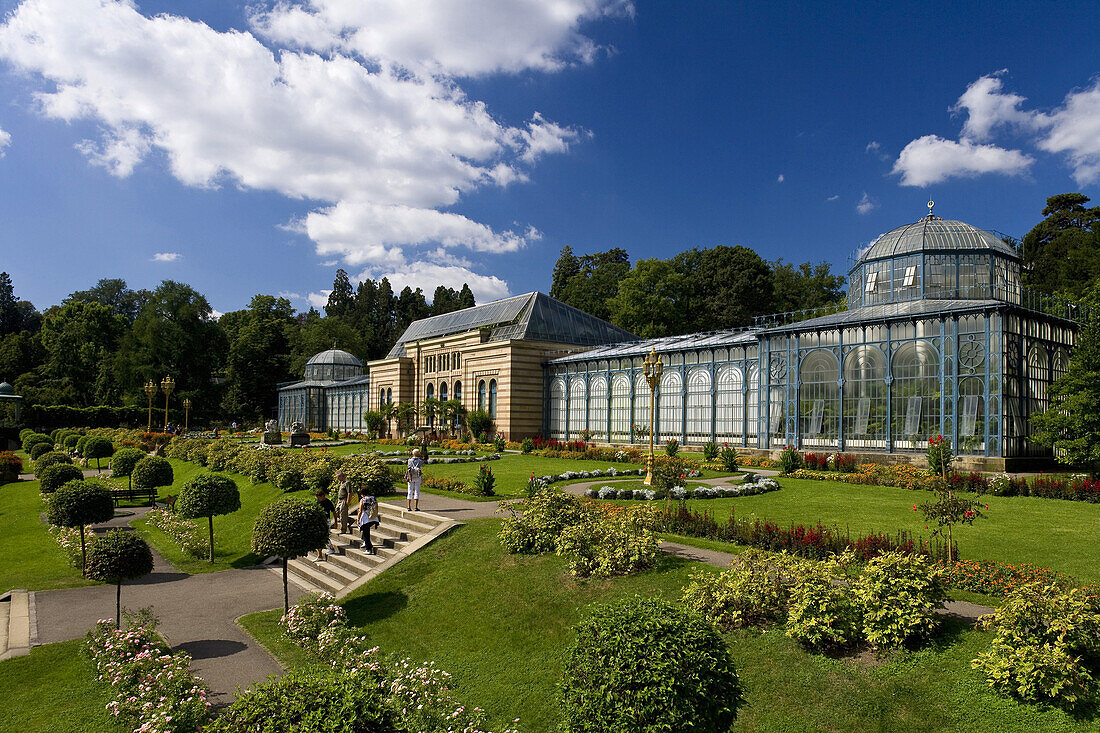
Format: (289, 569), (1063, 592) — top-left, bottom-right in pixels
(395, 286), (430, 336)
(430, 285), (462, 316)
(557, 248), (631, 322)
(458, 283), (476, 309)
(325, 269), (355, 320)
(550, 245), (580, 300)
(770, 260), (846, 314)
(608, 259), (688, 338)
(222, 295), (297, 422)
(674, 245), (774, 331)
(1021, 193), (1100, 299)
(0, 272), (40, 337)
(290, 308), (366, 376)
(65, 279), (147, 324)
(35, 301), (126, 406)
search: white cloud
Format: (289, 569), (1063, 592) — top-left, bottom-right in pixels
(210, 309), (224, 320)
(952, 71), (1032, 142)
(865, 141), (889, 161)
(0, 0), (618, 294)
(892, 135), (1033, 187)
(826, 194), (839, 202)
(248, 0), (633, 78)
(308, 290), (331, 309)
(1034, 78), (1100, 185)
(776, 173), (784, 183)
(856, 192), (877, 215)
(277, 291), (304, 301)
(371, 262), (510, 304)
(152, 252), (181, 262)
(0, 125), (10, 156)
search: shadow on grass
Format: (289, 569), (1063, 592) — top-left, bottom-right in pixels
(342, 590), (409, 626)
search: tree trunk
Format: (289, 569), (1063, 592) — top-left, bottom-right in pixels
(116, 583), (122, 630)
(79, 525), (87, 577)
(208, 515), (215, 563)
(282, 557), (289, 614)
(948, 524), (954, 563)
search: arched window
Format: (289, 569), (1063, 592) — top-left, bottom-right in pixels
(610, 374), (631, 441)
(799, 349), (840, 448)
(588, 376), (608, 440)
(439, 382), (448, 426)
(1027, 343), (1049, 417)
(685, 368), (712, 443)
(478, 380), (487, 411)
(658, 370), (683, 443)
(891, 340), (940, 449)
(379, 388), (385, 408)
(489, 379), (498, 419)
(454, 381), (461, 402)
(715, 365), (743, 441)
(633, 373), (649, 443)
(748, 365), (761, 441)
(386, 388), (392, 405)
(426, 383), (434, 426)
(549, 378), (566, 439)
(569, 379), (587, 437)
(958, 376), (985, 454)
(843, 346), (887, 450)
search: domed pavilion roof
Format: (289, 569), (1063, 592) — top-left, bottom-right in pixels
(0, 381), (14, 396)
(305, 349), (363, 368)
(856, 216), (1017, 266)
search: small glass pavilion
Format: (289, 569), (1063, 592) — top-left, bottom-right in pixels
(544, 213), (1082, 465)
(276, 349), (371, 433)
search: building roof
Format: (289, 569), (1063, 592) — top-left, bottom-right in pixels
(386, 292), (639, 358)
(855, 217), (1017, 269)
(547, 328), (759, 364)
(305, 348), (363, 367)
(761, 298), (1005, 333)
(277, 374), (371, 392)
(0, 381), (14, 396)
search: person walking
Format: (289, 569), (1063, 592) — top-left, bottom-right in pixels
(405, 448), (425, 511)
(357, 490), (380, 554)
(334, 470), (351, 533)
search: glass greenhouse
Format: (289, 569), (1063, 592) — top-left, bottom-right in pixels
(544, 214), (1082, 464)
(277, 349), (371, 432)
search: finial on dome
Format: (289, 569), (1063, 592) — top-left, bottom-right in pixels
(926, 200), (936, 219)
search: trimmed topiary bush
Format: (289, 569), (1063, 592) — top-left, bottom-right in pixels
(110, 447), (146, 487)
(176, 473), (241, 563)
(46, 479), (115, 575)
(560, 596), (743, 732)
(38, 463), (86, 494)
(28, 441), (53, 461)
(131, 455), (174, 494)
(34, 450), (73, 477)
(85, 529), (154, 628)
(75, 435), (89, 456)
(22, 433), (52, 454)
(252, 498), (330, 613)
(63, 434), (80, 450)
(81, 436), (115, 472)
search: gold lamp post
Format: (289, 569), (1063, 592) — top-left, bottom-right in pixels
(143, 379), (158, 432)
(642, 348), (663, 486)
(160, 376), (175, 432)
(182, 398), (192, 433)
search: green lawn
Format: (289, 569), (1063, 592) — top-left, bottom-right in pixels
(0, 639), (125, 733)
(240, 519), (1097, 732)
(0, 479), (90, 593)
(646, 477), (1100, 583)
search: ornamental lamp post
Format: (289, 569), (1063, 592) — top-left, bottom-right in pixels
(182, 398), (192, 433)
(642, 348), (662, 487)
(161, 376), (175, 432)
(143, 380), (158, 432)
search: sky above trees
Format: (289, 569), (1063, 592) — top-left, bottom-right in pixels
(0, 0), (1098, 315)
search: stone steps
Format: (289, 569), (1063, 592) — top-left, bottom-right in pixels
(0, 590), (32, 660)
(282, 504), (459, 598)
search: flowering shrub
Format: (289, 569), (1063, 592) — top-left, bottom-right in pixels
(973, 583), (1100, 710)
(719, 443), (739, 471)
(499, 489), (590, 555)
(48, 524), (89, 568)
(0, 450), (23, 483)
(472, 463), (496, 496)
(145, 507), (206, 558)
(779, 445), (802, 474)
(851, 552), (946, 648)
(803, 452), (829, 471)
(280, 592), (347, 647)
(84, 616), (211, 733)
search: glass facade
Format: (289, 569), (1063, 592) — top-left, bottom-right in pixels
(278, 349), (370, 433)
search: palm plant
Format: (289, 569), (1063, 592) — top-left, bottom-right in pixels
(394, 401), (418, 437)
(380, 401), (397, 438)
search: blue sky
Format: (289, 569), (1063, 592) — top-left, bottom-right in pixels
(1, 0), (1098, 316)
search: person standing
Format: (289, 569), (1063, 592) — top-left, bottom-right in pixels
(312, 488), (338, 562)
(357, 490), (380, 555)
(334, 470), (351, 533)
(405, 448), (425, 511)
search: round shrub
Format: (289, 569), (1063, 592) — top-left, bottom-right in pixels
(39, 463), (85, 494)
(177, 473), (242, 563)
(81, 436), (115, 470)
(19, 428), (35, 442)
(275, 466), (306, 493)
(28, 441), (53, 460)
(131, 455), (174, 491)
(34, 450), (72, 477)
(22, 433), (52, 453)
(560, 596), (743, 732)
(62, 434), (80, 450)
(75, 435), (89, 456)
(46, 480), (115, 528)
(341, 455), (393, 496)
(252, 498), (331, 613)
(85, 529), (154, 628)
(209, 669), (398, 733)
(110, 447), (145, 478)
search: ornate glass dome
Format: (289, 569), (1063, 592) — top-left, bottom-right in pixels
(303, 349), (363, 382)
(848, 213), (1021, 308)
(0, 381), (14, 395)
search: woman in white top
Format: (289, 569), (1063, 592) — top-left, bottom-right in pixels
(406, 448), (425, 511)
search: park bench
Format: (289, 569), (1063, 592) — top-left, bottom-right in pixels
(110, 487), (159, 507)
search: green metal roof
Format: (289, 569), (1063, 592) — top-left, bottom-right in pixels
(855, 217), (1017, 269)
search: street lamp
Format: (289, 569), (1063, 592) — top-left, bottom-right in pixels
(642, 348), (662, 487)
(143, 380), (158, 432)
(182, 398), (192, 433)
(161, 376), (175, 432)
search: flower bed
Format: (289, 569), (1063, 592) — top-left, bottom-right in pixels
(48, 524), (88, 567)
(659, 505), (954, 561)
(84, 616), (211, 733)
(145, 507), (206, 558)
(935, 559), (1100, 598)
(585, 476), (780, 501)
(0, 450), (23, 483)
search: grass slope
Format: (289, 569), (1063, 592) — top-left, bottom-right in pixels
(0, 639), (124, 733)
(0, 479), (90, 592)
(240, 519), (1098, 732)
